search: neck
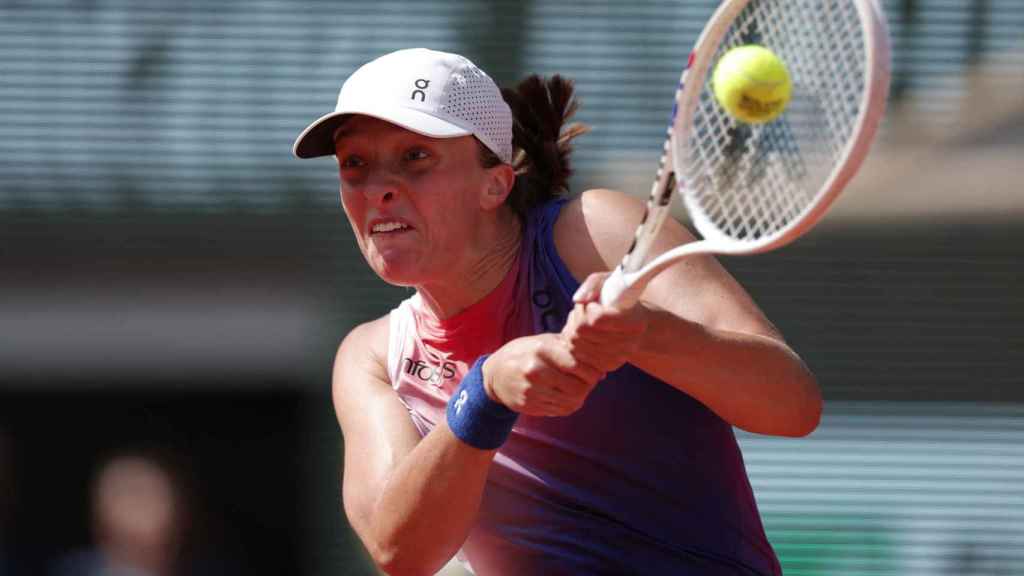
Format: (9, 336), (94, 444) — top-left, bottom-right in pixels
(417, 207), (522, 320)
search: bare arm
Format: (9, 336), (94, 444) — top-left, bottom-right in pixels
(555, 188), (822, 437)
(333, 318), (495, 574)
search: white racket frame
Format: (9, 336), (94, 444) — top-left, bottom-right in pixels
(600, 0), (892, 308)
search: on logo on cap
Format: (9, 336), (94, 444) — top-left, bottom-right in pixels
(411, 79), (430, 102)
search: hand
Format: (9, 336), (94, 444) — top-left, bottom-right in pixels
(483, 333), (604, 417)
(561, 272), (649, 374)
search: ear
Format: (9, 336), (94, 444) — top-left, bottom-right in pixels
(479, 163), (516, 211)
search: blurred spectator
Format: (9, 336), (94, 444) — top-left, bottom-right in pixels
(51, 452), (190, 576)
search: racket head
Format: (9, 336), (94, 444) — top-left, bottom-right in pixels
(673, 0), (892, 255)
(601, 0), (891, 308)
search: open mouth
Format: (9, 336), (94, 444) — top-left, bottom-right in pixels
(370, 221), (411, 235)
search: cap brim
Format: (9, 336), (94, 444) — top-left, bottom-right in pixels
(292, 105), (474, 159)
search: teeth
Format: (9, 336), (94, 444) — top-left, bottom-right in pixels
(372, 222), (408, 233)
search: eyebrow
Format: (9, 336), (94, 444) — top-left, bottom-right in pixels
(332, 124), (355, 147)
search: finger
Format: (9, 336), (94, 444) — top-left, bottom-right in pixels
(536, 388), (588, 417)
(560, 302), (585, 340)
(568, 343), (629, 374)
(520, 384), (583, 417)
(564, 310), (639, 349)
(548, 352), (602, 391)
(566, 319), (642, 371)
(562, 301), (637, 348)
(580, 301), (647, 334)
(556, 361), (605, 393)
(520, 338), (603, 390)
(572, 272), (610, 304)
(509, 379), (565, 416)
(563, 318), (617, 358)
(542, 396), (574, 417)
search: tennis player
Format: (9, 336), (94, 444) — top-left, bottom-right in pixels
(294, 48), (821, 575)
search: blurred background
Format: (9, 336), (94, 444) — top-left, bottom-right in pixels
(1, 1), (1021, 575)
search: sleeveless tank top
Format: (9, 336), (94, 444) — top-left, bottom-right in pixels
(386, 198), (781, 575)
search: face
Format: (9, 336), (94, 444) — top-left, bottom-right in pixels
(334, 115), (499, 287)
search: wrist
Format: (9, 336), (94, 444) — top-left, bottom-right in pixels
(447, 355), (519, 450)
(481, 354), (500, 403)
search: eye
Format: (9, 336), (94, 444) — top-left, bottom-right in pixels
(403, 148), (430, 162)
(338, 154), (366, 169)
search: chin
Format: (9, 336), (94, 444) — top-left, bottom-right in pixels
(369, 258), (424, 288)
(378, 274), (418, 288)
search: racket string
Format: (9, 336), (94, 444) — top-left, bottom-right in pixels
(681, 0), (868, 244)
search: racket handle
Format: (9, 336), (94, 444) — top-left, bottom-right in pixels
(599, 266), (643, 309)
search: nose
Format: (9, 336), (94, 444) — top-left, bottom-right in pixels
(363, 173), (399, 205)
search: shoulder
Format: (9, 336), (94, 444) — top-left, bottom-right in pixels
(552, 188), (695, 279)
(337, 314), (390, 362)
(333, 314), (392, 404)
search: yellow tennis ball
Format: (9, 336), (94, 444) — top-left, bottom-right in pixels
(712, 45), (792, 124)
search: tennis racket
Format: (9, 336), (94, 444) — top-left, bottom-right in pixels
(600, 0), (891, 307)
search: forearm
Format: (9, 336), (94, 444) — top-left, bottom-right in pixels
(359, 423), (494, 575)
(630, 308), (821, 436)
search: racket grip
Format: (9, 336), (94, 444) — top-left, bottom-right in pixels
(599, 266), (642, 309)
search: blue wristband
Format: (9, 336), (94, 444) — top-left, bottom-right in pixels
(446, 355), (518, 450)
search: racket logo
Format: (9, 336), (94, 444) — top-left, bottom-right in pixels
(454, 390), (468, 415)
(665, 52), (693, 124)
(411, 78), (430, 102)
(658, 173), (676, 206)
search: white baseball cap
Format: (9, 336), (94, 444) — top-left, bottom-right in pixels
(292, 48), (513, 163)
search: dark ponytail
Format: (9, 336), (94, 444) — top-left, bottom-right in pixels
(478, 75), (589, 216)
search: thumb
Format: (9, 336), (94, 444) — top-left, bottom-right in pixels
(572, 272), (611, 304)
